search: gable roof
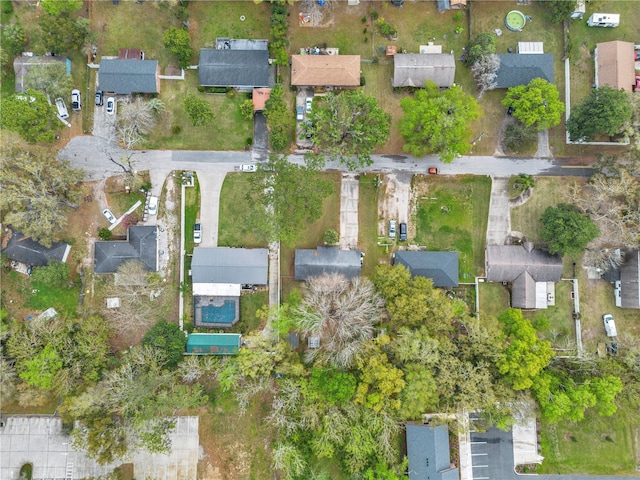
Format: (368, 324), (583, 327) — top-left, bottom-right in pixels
(198, 49), (270, 88)
(13, 55), (70, 93)
(393, 54), (456, 88)
(186, 333), (242, 355)
(2, 228), (71, 267)
(294, 246), (362, 281)
(485, 243), (562, 282)
(596, 41), (635, 92)
(495, 54), (554, 88)
(253, 88), (271, 111)
(98, 59), (159, 94)
(191, 247), (268, 285)
(406, 424), (459, 480)
(94, 226), (157, 274)
(291, 55), (361, 87)
(394, 251), (459, 287)
(620, 250), (640, 309)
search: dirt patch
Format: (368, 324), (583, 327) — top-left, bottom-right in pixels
(378, 173), (411, 235)
(495, 114), (517, 157)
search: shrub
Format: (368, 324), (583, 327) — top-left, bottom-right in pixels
(98, 227), (112, 240)
(323, 229), (339, 245)
(142, 320), (187, 368)
(30, 260), (70, 288)
(2, 0), (13, 15)
(504, 123), (537, 153)
(171, 123), (182, 134)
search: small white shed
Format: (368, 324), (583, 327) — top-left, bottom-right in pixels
(517, 42), (544, 55)
(587, 13), (620, 27)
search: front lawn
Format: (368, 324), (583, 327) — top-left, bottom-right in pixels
(413, 175), (491, 281)
(358, 174), (392, 277)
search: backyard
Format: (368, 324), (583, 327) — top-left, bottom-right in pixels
(413, 175), (491, 281)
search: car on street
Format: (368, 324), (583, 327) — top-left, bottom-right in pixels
(55, 98), (69, 119)
(148, 196), (158, 215)
(389, 220), (396, 239)
(71, 89), (81, 111)
(241, 164), (257, 172)
(95, 90), (104, 106)
(635, 75), (640, 90)
(428, 167), (439, 174)
(603, 314), (617, 337)
(399, 222), (407, 241)
(102, 208), (116, 224)
(305, 97), (313, 113)
(296, 105), (304, 121)
(106, 97), (116, 115)
(193, 223), (202, 244)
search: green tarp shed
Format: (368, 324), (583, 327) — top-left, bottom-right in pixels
(186, 333), (242, 355)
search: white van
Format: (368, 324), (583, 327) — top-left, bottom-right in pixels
(55, 98), (69, 119)
(148, 196), (158, 215)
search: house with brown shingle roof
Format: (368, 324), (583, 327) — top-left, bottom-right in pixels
(595, 41), (635, 92)
(291, 55), (361, 88)
(485, 243), (562, 309)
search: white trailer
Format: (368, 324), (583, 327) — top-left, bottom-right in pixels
(587, 13), (620, 27)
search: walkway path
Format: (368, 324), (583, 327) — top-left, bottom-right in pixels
(486, 177), (512, 246)
(339, 174), (359, 250)
(535, 129), (553, 158)
(268, 242), (280, 308)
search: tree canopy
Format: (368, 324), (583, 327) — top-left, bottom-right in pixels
(309, 90), (391, 170)
(40, 0), (82, 15)
(464, 32), (497, 66)
(162, 26), (193, 68)
(539, 0), (576, 24)
(39, 12), (90, 54)
(24, 63), (74, 109)
(0, 138), (84, 246)
(399, 81), (481, 162)
(183, 94), (214, 127)
(142, 321), (187, 369)
(0, 89), (59, 143)
(244, 154), (334, 246)
(567, 86), (632, 141)
(540, 203), (601, 255)
(502, 78), (565, 131)
(263, 84), (294, 151)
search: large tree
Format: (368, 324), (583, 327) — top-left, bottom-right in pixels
(183, 94), (214, 127)
(0, 89), (58, 143)
(40, 0), (82, 15)
(464, 32), (497, 66)
(162, 26), (193, 68)
(539, 0), (576, 24)
(540, 203), (600, 255)
(502, 78), (565, 131)
(39, 12), (90, 54)
(294, 273), (383, 369)
(0, 137), (84, 246)
(309, 90), (391, 170)
(399, 81), (481, 162)
(567, 86), (632, 141)
(263, 84), (294, 151)
(117, 97), (165, 148)
(24, 63), (74, 105)
(244, 154), (334, 246)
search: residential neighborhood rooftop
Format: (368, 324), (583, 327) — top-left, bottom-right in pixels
(294, 246), (362, 281)
(98, 58), (159, 94)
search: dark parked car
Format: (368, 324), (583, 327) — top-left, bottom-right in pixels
(399, 222), (407, 241)
(95, 90), (104, 106)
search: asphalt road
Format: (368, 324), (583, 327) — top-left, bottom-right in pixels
(58, 137), (594, 180)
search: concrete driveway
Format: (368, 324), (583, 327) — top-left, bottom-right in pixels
(486, 177), (511, 246)
(252, 111), (268, 163)
(91, 97), (117, 141)
(339, 174), (359, 250)
(197, 171), (227, 247)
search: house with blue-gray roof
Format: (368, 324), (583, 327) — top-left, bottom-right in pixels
(406, 423), (459, 480)
(495, 54), (554, 88)
(98, 58), (160, 95)
(394, 251), (459, 288)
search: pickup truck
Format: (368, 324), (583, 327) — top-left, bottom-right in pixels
(55, 98), (69, 119)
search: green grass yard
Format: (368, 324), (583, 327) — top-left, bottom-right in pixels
(478, 282), (510, 320)
(414, 175), (491, 281)
(358, 174), (392, 277)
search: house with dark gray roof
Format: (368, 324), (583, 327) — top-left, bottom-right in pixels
(485, 243), (562, 309)
(294, 246), (362, 281)
(2, 228), (71, 268)
(198, 49), (270, 90)
(94, 226), (157, 274)
(495, 54), (554, 88)
(619, 250), (640, 309)
(98, 59), (159, 94)
(394, 251), (459, 287)
(393, 53), (456, 88)
(191, 247), (268, 328)
(406, 423), (459, 480)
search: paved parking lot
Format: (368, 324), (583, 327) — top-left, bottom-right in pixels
(0, 416), (199, 480)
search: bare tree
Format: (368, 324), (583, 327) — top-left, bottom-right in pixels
(471, 54), (499, 97)
(293, 274), (383, 369)
(104, 261), (164, 334)
(117, 97), (164, 149)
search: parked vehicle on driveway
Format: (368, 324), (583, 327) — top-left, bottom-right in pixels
(148, 196), (158, 215)
(389, 220), (396, 239)
(305, 97), (313, 113)
(603, 314), (617, 337)
(296, 105), (304, 121)
(106, 97), (116, 115)
(95, 90), (104, 106)
(193, 223), (202, 244)
(241, 164), (257, 172)
(71, 89), (81, 111)
(102, 208), (116, 224)
(55, 98), (69, 119)
(399, 222), (407, 241)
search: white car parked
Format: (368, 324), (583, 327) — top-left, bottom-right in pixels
(148, 196), (158, 215)
(603, 314), (617, 337)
